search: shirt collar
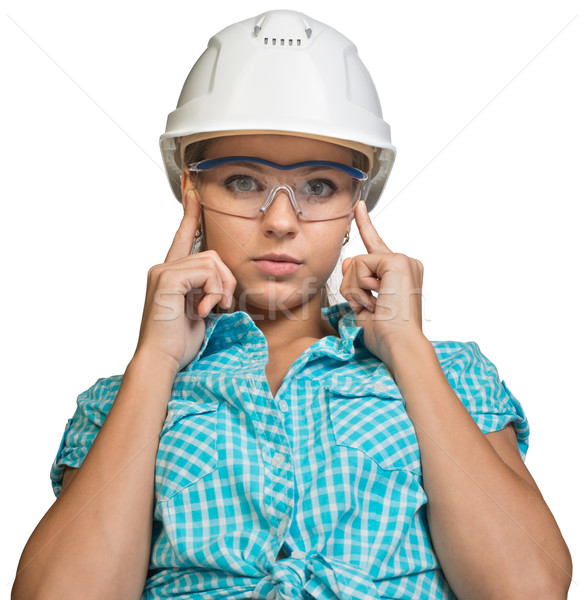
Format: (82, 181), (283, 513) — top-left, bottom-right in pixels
(184, 301), (365, 369)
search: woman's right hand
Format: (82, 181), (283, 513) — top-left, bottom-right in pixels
(133, 188), (237, 373)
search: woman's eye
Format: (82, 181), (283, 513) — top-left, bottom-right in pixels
(225, 176), (260, 193)
(304, 179), (335, 197)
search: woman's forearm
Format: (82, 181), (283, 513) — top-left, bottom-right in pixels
(12, 353), (176, 600)
(380, 333), (571, 600)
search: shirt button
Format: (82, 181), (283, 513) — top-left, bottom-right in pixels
(278, 399), (289, 413)
(272, 452), (285, 468)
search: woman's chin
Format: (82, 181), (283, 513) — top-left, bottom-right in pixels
(234, 283), (322, 317)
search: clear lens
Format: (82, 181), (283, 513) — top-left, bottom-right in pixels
(191, 158), (366, 221)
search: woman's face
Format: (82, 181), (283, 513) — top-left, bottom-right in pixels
(183, 134), (355, 314)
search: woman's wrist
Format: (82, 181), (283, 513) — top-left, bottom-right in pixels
(379, 330), (434, 382)
(129, 349), (181, 380)
(126, 350), (180, 394)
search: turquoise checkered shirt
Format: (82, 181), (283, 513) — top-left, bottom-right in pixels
(51, 302), (529, 599)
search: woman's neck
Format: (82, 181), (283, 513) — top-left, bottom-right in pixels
(236, 292), (339, 349)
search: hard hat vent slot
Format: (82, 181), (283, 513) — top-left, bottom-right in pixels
(264, 37), (302, 46)
(253, 13), (313, 48)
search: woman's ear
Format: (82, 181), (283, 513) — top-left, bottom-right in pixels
(181, 166), (196, 210)
(181, 166), (193, 192)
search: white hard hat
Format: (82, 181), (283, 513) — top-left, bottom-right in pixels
(160, 10), (396, 212)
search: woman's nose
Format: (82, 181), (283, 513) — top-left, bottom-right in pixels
(260, 187), (300, 235)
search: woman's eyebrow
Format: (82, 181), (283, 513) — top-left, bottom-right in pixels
(236, 162), (264, 172)
(236, 162), (343, 174)
(302, 165), (341, 174)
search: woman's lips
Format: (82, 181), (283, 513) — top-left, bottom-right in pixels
(253, 260), (302, 275)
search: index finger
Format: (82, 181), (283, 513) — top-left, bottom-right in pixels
(165, 189), (201, 263)
(354, 200), (392, 254)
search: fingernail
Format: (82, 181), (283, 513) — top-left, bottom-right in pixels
(225, 294), (232, 308)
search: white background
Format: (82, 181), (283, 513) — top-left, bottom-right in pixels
(1, 1), (583, 597)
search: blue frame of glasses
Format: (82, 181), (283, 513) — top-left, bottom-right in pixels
(187, 156), (368, 181)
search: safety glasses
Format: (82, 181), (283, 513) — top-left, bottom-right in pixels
(187, 156), (368, 221)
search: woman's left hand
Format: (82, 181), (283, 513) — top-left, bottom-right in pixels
(340, 201), (426, 370)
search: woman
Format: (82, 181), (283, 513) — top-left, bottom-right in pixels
(13, 9), (571, 600)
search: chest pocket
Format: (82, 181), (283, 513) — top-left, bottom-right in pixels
(155, 396), (220, 502)
(326, 368), (422, 475)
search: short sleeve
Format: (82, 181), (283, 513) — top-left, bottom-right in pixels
(439, 341), (530, 460)
(50, 375), (123, 497)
